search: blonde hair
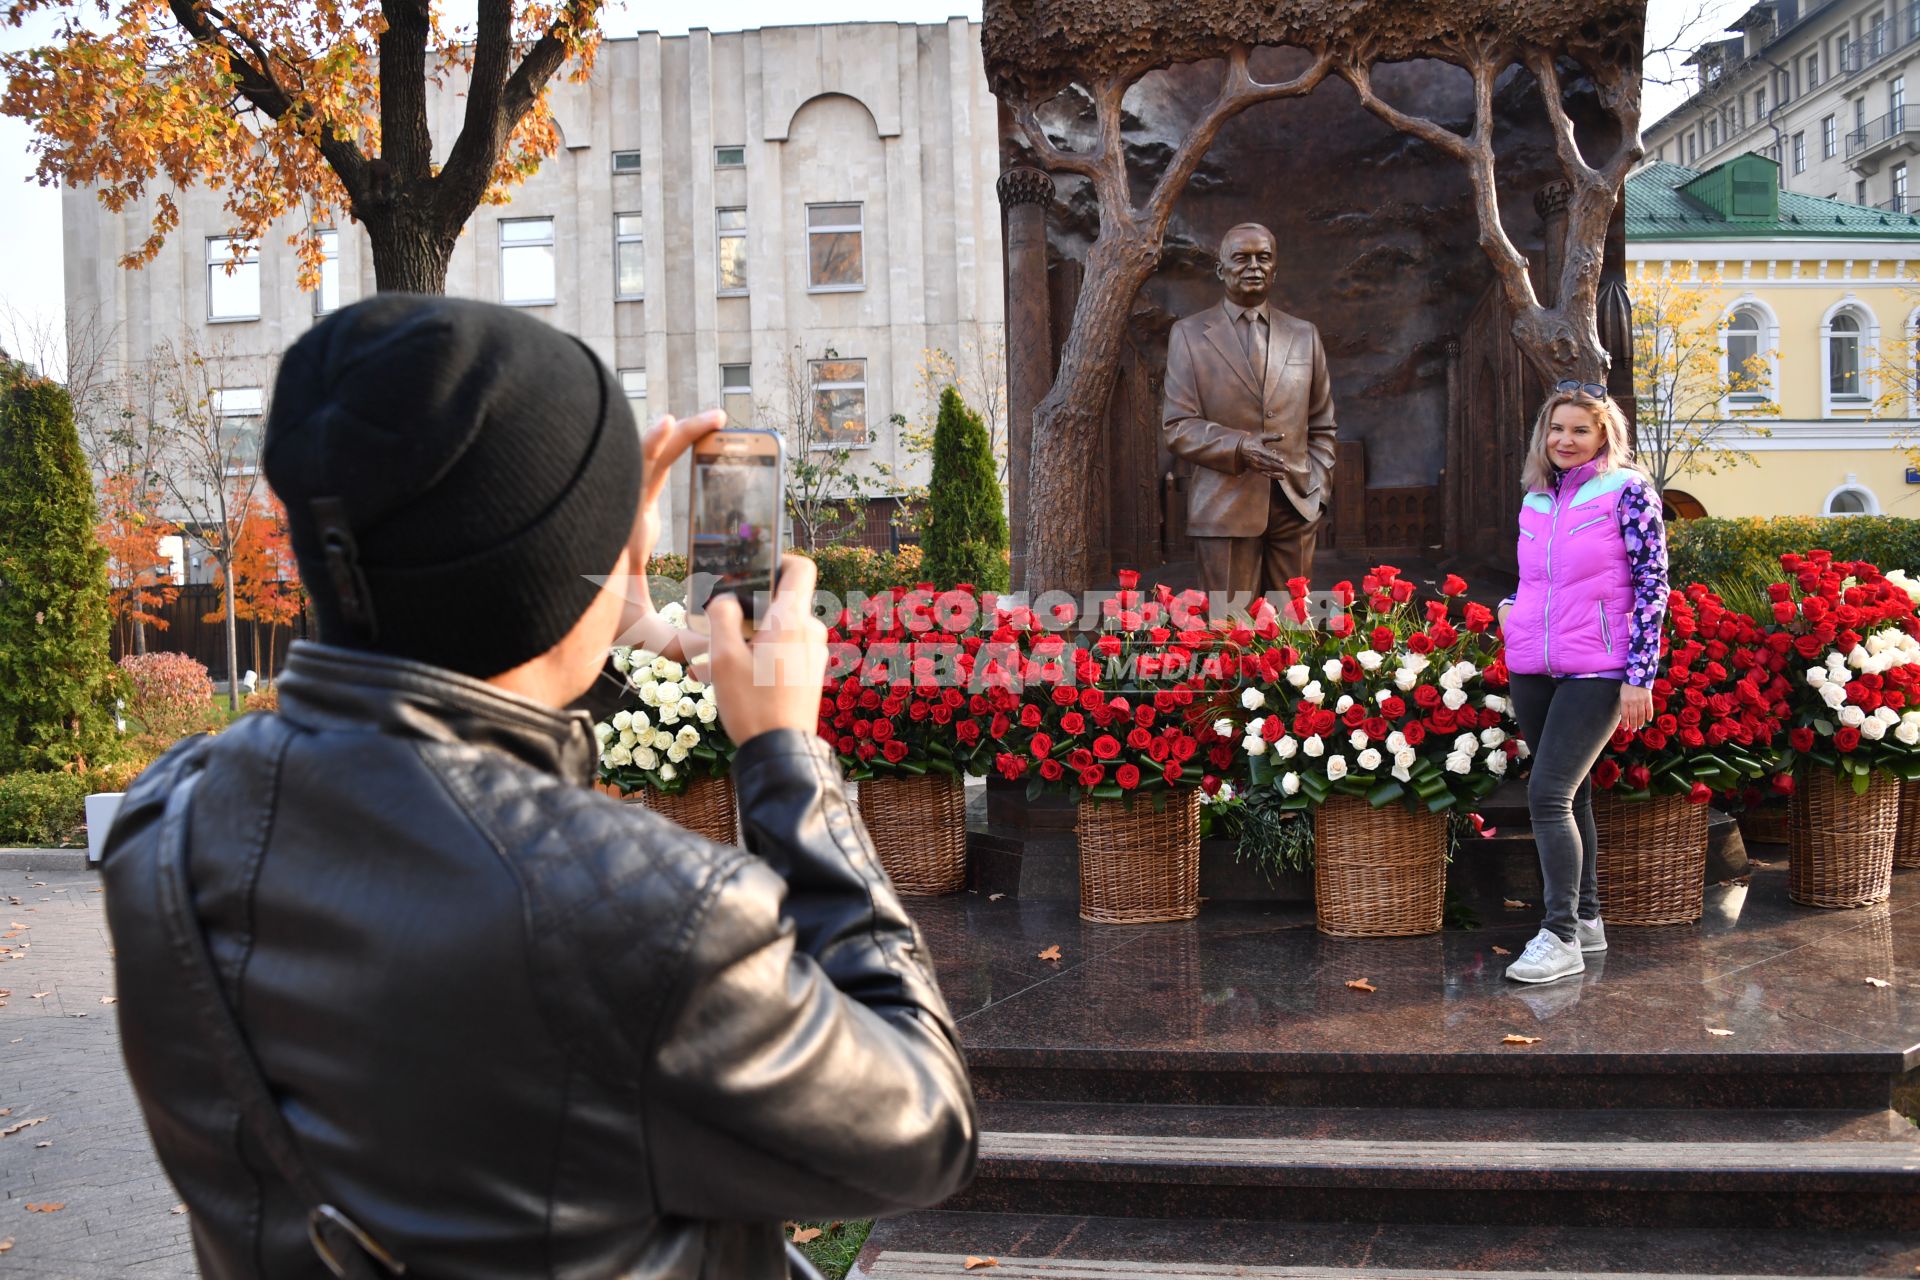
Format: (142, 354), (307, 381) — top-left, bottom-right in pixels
(1519, 388), (1644, 493)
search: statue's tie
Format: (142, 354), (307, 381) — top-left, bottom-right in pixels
(1242, 311), (1269, 395)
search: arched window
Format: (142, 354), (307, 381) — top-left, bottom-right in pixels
(1822, 302), (1877, 414)
(1822, 476), (1881, 515)
(1725, 306), (1767, 402)
(1828, 313), (1861, 396)
(1662, 490), (1708, 521)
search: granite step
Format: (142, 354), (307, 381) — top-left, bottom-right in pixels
(965, 1044), (1906, 1111)
(939, 1103), (1920, 1231)
(852, 1211), (1920, 1278)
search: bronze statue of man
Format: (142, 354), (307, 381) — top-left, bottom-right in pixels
(1163, 222), (1337, 597)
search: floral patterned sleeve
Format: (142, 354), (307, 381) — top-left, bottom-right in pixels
(1618, 479), (1669, 689)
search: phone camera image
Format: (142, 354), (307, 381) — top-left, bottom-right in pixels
(689, 441), (781, 622)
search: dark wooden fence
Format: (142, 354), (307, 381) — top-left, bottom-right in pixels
(111, 584), (310, 683)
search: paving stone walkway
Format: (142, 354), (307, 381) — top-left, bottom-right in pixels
(0, 868), (196, 1277)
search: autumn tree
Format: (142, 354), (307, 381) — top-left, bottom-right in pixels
(202, 492), (304, 678)
(3, 0), (605, 295)
(97, 472), (179, 657)
(1629, 264), (1778, 496)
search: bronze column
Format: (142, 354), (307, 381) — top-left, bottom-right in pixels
(996, 165), (1053, 593)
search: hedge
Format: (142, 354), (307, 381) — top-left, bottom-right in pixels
(1669, 517), (1920, 591)
(0, 771), (91, 847)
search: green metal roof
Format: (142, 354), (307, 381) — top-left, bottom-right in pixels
(1627, 157), (1920, 241)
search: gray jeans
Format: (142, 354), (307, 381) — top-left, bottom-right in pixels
(1508, 674), (1622, 942)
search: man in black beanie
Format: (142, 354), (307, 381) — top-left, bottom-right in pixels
(100, 296), (976, 1279)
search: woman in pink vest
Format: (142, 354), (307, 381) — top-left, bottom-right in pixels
(1497, 382), (1668, 985)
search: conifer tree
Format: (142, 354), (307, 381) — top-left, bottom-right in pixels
(921, 387), (1009, 593)
(0, 359), (121, 771)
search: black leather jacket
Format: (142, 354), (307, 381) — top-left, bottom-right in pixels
(102, 642), (977, 1278)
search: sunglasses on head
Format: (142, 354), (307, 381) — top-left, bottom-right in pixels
(1555, 379), (1608, 399)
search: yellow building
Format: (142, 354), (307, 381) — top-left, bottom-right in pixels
(1627, 153), (1920, 519)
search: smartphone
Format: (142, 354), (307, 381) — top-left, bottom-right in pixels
(687, 428), (785, 634)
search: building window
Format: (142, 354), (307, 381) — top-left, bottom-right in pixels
(315, 229), (340, 315)
(619, 368), (647, 424)
(810, 359), (868, 447)
(716, 208), (748, 295)
(612, 150), (643, 174)
(714, 145), (746, 169)
(1895, 76), (1908, 129)
(1687, 134), (1697, 163)
(1793, 132), (1807, 173)
(1896, 163), (1911, 211)
(1827, 310), (1868, 400)
(1807, 51), (1819, 87)
(806, 203), (864, 291)
(207, 237), (260, 322)
(1756, 87), (1767, 118)
(1858, 178), (1869, 203)
(499, 217), (555, 306)
(720, 363), (753, 427)
(213, 387), (264, 475)
(615, 213), (645, 299)
(1824, 115), (1838, 157)
(1709, 118), (1719, 149)
(1724, 306), (1770, 403)
(1822, 477), (1880, 515)
(1857, 97), (1870, 136)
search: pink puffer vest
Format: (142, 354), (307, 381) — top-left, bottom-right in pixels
(1503, 458), (1637, 680)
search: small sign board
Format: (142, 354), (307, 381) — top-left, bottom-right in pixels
(1908, 466), (1920, 485)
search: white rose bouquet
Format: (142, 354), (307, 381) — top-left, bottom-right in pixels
(595, 605), (733, 795)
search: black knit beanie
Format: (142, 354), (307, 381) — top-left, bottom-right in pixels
(263, 295), (641, 679)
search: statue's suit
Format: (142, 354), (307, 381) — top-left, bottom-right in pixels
(1163, 300), (1337, 594)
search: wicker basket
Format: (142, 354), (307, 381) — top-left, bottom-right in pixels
(1593, 790), (1711, 927)
(1737, 804), (1791, 849)
(1075, 790), (1201, 925)
(1789, 768), (1900, 909)
(628, 773), (738, 845)
(857, 772), (969, 895)
(1314, 794), (1447, 938)
(1897, 778), (1920, 871)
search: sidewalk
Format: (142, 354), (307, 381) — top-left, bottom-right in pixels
(0, 868), (195, 1277)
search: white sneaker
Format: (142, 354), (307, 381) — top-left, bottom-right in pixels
(1505, 929), (1586, 984)
(1576, 916), (1607, 953)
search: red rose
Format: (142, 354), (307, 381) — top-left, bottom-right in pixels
(1332, 581), (1356, 606)
(1626, 764), (1652, 789)
(881, 739), (909, 764)
(1052, 686), (1078, 707)
(1201, 773), (1222, 796)
(1020, 703), (1043, 728)
(1078, 765), (1106, 788)
(1164, 761), (1186, 785)
(1116, 763), (1142, 789)
(1679, 728), (1704, 748)
(1464, 602), (1494, 632)
(1362, 717), (1391, 742)
(1687, 781), (1714, 805)
(1770, 772), (1794, 795)
(1093, 735), (1122, 759)
(1793, 634), (1824, 659)
(1834, 726), (1862, 752)
(1371, 625), (1396, 653)
(1060, 711), (1086, 735)
(1068, 747), (1095, 770)
(1170, 734), (1198, 761)
(1639, 729), (1669, 751)
(1328, 614), (1355, 638)
(1030, 732), (1054, 759)
(1127, 727), (1153, 750)
(1390, 580), (1415, 603)
(1134, 705), (1158, 728)
(871, 719), (895, 742)
(1789, 727), (1815, 752)
(1381, 696), (1407, 720)
(1080, 687), (1106, 712)
(1593, 759), (1621, 789)
(1117, 569), (1140, 589)
(1414, 685), (1442, 709)
(1406, 632), (1434, 654)
(1286, 575), (1310, 599)
(1402, 723), (1427, 746)
(1429, 709), (1457, 733)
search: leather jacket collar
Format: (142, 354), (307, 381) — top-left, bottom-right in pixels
(275, 641), (598, 784)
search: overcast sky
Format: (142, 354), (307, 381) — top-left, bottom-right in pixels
(0, 0), (1746, 374)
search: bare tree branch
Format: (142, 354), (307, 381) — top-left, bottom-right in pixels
(1009, 99), (1107, 182)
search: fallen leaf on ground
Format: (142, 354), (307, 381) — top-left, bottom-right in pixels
(1864, 977), (1892, 988)
(2, 933), (19, 940)
(988, 893), (1005, 902)
(1502, 1034), (1542, 1045)
(1715, 875), (1752, 887)
(790, 1226), (821, 1244)
(33, 1140), (50, 1148)
(0, 1107), (9, 1116)
(1748, 859), (1772, 868)
(99, 996), (116, 1004)
(5, 896), (18, 905)
(91, 888), (103, 894)
(1706, 1027), (1735, 1036)
(0, 1237), (12, 1252)
(30, 992), (49, 1000)
(24, 1202), (62, 1213)
(169, 1204), (188, 1215)
(1036, 945), (1062, 962)
(1502, 899), (1529, 909)
(67, 1012), (87, 1019)
(1, 1117), (47, 1137)
(8, 922), (22, 929)
(1345, 978), (1377, 993)
(1491, 945), (1511, 956)
(964, 1260), (1000, 1271)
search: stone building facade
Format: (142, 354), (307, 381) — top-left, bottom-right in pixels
(1644, 0), (1920, 214)
(62, 19), (1004, 559)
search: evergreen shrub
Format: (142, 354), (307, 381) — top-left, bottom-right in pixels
(920, 388), (1009, 593)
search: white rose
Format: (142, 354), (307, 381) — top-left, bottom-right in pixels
(1357, 649), (1384, 672)
(1285, 664), (1311, 688)
(1445, 753), (1472, 775)
(1400, 652), (1430, 674)
(1322, 658), (1345, 682)
(1848, 647), (1870, 670)
(618, 728), (638, 749)
(1455, 733), (1479, 754)
(666, 743), (689, 763)
(697, 702), (718, 724)
(649, 655), (674, 678)
(1357, 747), (1383, 770)
(1819, 683), (1847, 710)
(1481, 694), (1508, 715)
(1442, 687), (1469, 711)
(658, 705), (681, 725)
(1455, 661), (1479, 683)
(1392, 763), (1412, 783)
(1215, 781), (1236, 804)
(635, 747), (659, 770)
(630, 710), (651, 732)
(676, 726), (701, 749)
(1393, 747), (1418, 771)
(1374, 688), (1394, 705)
(611, 649), (631, 675)
(1302, 681), (1326, 706)
(1486, 749), (1509, 775)
(677, 697), (697, 718)
(1274, 735), (1299, 760)
(1336, 695), (1355, 714)
(1349, 729), (1370, 752)
(1214, 718), (1238, 738)
(1876, 706), (1900, 726)
(1896, 719), (1920, 746)
(1243, 734), (1268, 756)
(605, 744), (632, 767)
(1325, 754), (1349, 781)
(659, 762), (677, 782)
(594, 722), (614, 748)
(656, 681), (683, 703)
(652, 729), (674, 750)
(1241, 687), (1267, 710)
(681, 677), (705, 695)
(1387, 731), (1408, 753)
(1838, 705), (1866, 728)
(1439, 668), (1464, 692)
(1393, 668), (1420, 692)
(1860, 717), (1887, 741)
(1805, 668), (1827, 688)
(1281, 771), (1302, 796)
(660, 602), (687, 628)
(612, 710), (633, 731)
(1303, 734), (1326, 758)
(638, 685), (659, 707)
(1515, 740), (1531, 760)
(1480, 727), (1507, 748)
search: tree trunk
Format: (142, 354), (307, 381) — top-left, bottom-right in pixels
(1023, 233), (1159, 597)
(222, 568), (241, 713)
(362, 205), (461, 294)
(133, 615), (146, 656)
(1511, 301), (1609, 387)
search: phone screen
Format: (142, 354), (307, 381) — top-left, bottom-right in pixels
(690, 449), (780, 613)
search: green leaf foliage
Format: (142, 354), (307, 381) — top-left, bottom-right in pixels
(1670, 516), (1920, 591)
(0, 361), (122, 772)
(920, 387), (1009, 593)
(0, 770), (91, 846)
